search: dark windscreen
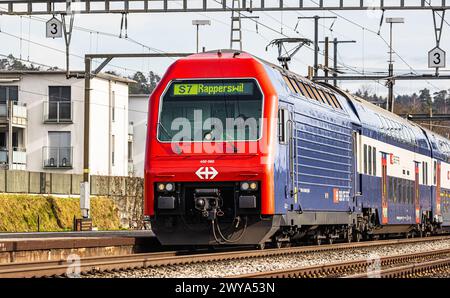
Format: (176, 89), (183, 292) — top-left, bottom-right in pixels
(158, 79), (263, 142)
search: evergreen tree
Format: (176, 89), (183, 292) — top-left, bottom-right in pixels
(0, 54), (42, 71)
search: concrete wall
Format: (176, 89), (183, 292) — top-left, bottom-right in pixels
(129, 94), (149, 177)
(0, 170), (143, 228)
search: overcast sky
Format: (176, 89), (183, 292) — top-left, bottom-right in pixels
(1, 5), (449, 97)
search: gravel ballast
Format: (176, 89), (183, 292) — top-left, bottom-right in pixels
(89, 239), (450, 278)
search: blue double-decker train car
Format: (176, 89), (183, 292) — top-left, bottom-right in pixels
(145, 50), (450, 247)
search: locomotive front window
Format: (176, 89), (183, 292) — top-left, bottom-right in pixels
(158, 79), (263, 142)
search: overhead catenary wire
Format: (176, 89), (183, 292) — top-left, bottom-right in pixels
(0, 3), (440, 98)
(307, 0), (441, 93)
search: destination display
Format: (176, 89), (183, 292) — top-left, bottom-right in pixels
(172, 81), (254, 96)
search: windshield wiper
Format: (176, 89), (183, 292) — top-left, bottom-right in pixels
(203, 129), (237, 153)
(158, 122), (173, 140)
(223, 131), (238, 153)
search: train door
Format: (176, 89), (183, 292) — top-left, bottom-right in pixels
(288, 108), (297, 207)
(436, 161), (442, 220)
(414, 162), (420, 224)
(351, 129), (361, 211)
(381, 153), (388, 225)
(278, 107), (295, 206)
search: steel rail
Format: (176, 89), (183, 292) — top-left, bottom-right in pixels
(1, 235), (449, 278)
(347, 257), (450, 278)
(232, 248), (450, 278)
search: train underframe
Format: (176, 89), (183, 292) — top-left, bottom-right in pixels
(150, 183), (445, 247)
(151, 210), (444, 248)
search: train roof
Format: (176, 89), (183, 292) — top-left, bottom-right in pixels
(183, 50), (449, 155)
(421, 127), (450, 160)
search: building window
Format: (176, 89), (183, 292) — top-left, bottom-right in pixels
(128, 141), (133, 162)
(0, 86), (18, 117)
(47, 86), (72, 122)
(44, 131), (72, 168)
(111, 135), (115, 166)
(0, 86), (18, 103)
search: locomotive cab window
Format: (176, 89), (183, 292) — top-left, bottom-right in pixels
(278, 108), (289, 144)
(158, 79), (263, 142)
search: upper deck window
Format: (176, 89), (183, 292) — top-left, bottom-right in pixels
(329, 93), (342, 109)
(311, 86), (326, 104)
(279, 71), (343, 110)
(158, 79), (263, 142)
(282, 76), (297, 93)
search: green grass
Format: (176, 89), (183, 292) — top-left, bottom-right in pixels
(0, 194), (121, 232)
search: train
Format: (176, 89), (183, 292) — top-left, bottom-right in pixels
(144, 50), (450, 248)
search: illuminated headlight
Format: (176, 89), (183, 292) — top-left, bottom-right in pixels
(240, 182), (250, 191)
(240, 181), (258, 191)
(157, 183), (165, 192)
(165, 183), (174, 192)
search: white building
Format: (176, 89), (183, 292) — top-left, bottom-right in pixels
(0, 70), (134, 176)
(128, 94), (149, 178)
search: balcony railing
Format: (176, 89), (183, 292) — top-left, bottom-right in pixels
(0, 102), (27, 123)
(0, 149), (7, 164)
(43, 146), (73, 168)
(128, 161), (134, 176)
(13, 149), (27, 164)
(0, 104), (7, 117)
(128, 123), (134, 142)
(0, 147), (27, 167)
(43, 101), (73, 123)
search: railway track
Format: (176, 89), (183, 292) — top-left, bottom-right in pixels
(347, 257), (450, 278)
(1, 235), (449, 278)
(231, 247), (450, 278)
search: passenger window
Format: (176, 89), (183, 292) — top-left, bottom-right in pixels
(402, 179), (408, 203)
(399, 179), (403, 203)
(393, 178), (398, 203)
(434, 161), (437, 185)
(278, 108), (289, 144)
(282, 76), (296, 93)
(373, 147), (377, 176)
(304, 84), (319, 101)
(364, 144), (368, 174)
(388, 177), (394, 202)
(288, 77), (301, 94)
(422, 162), (425, 184)
(296, 81), (309, 97)
(324, 92), (337, 108)
(311, 86), (326, 104)
(330, 94), (342, 109)
(317, 89), (332, 106)
(368, 146), (372, 175)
